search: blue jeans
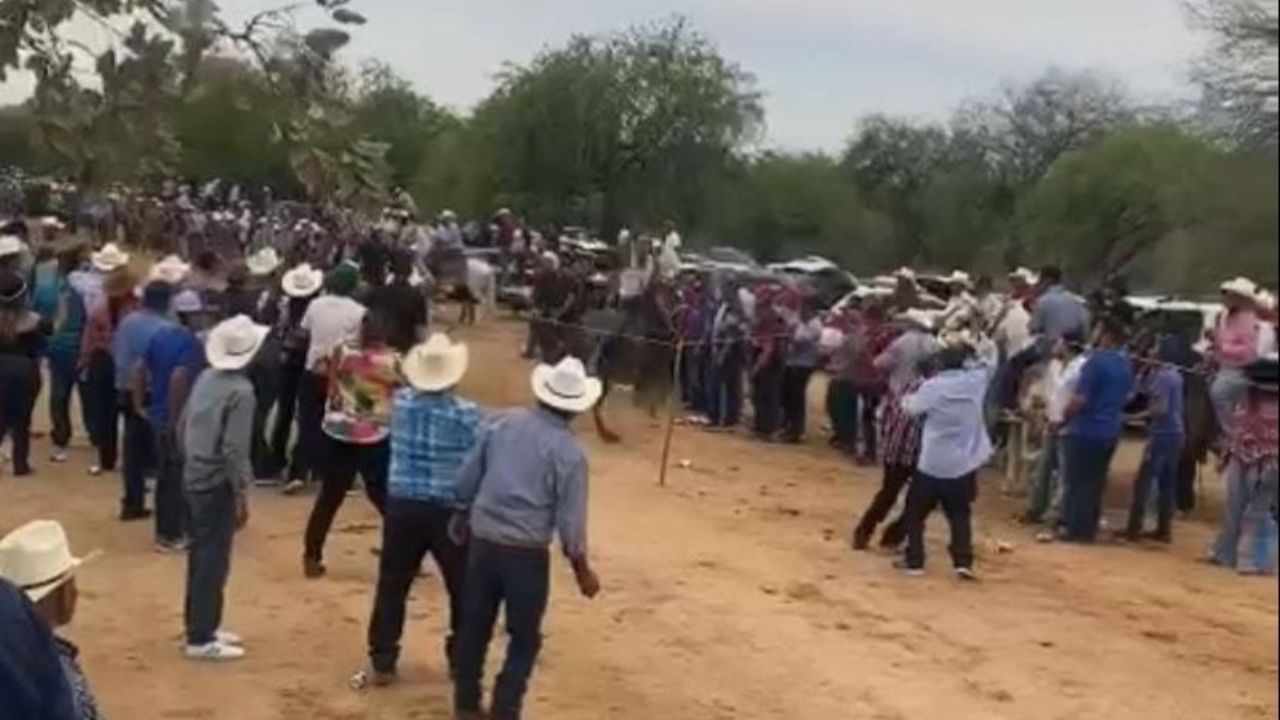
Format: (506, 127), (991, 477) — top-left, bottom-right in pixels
(46, 352), (87, 450)
(120, 401), (153, 517)
(1210, 368), (1248, 438)
(1213, 460), (1278, 573)
(707, 349), (744, 427)
(454, 541), (550, 720)
(184, 484), (236, 645)
(153, 430), (187, 543)
(1126, 433), (1182, 539)
(1061, 435), (1118, 542)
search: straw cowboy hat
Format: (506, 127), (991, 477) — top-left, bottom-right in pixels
(246, 247), (282, 276)
(895, 308), (935, 331)
(205, 314), (269, 371)
(946, 270), (973, 287)
(0, 234), (25, 258)
(0, 520), (99, 603)
(531, 356), (603, 414)
(281, 263), (324, 298)
(403, 334), (469, 392)
(91, 243), (130, 272)
(1008, 267), (1039, 285)
(148, 255), (191, 285)
(1220, 276), (1259, 299)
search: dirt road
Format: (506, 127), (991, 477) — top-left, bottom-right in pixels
(2, 317), (1275, 720)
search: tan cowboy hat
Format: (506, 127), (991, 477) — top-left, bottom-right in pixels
(0, 520), (99, 602)
(1220, 276), (1259, 299)
(895, 308), (935, 331)
(1256, 289), (1276, 312)
(205, 314), (269, 371)
(946, 269), (973, 287)
(940, 328), (977, 349)
(0, 234), (25, 258)
(246, 247), (282, 276)
(403, 334), (469, 392)
(91, 243), (131, 272)
(148, 254), (191, 285)
(281, 263), (324, 298)
(1008, 267), (1038, 285)
(531, 356), (602, 414)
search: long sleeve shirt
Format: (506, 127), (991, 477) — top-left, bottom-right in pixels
(182, 369), (256, 494)
(902, 350), (996, 479)
(455, 407), (589, 558)
(1029, 285), (1090, 340)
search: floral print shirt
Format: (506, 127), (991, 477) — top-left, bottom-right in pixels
(322, 345), (401, 444)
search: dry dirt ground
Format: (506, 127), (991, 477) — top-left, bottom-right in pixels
(1, 316), (1276, 720)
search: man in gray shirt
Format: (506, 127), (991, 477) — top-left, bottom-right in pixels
(1029, 266), (1090, 343)
(181, 315), (266, 662)
(452, 357), (602, 720)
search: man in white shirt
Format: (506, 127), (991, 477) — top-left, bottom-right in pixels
(897, 335), (996, 579)
(1023, 331), (1087, 526)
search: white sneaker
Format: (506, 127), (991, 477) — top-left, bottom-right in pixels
(50, 448), (68, 463)
(88, 465), (103, 476)
(185, 641), (246, 661)
(215, 629), (243, 646)
(955, 567), (979, 582)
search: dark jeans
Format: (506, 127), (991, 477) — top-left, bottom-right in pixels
(84, 351), (118, 471)
(368, 499), (468, 674)
(269, 362), (304, 477)
(853, 463), (912, 548)
(707, 350), (744, 427)
(47, 352), (86, 449)
(1176, 441), (1198, 513)
(184, 484), (236, 645)
(288, 371), (327, 483)
(780, 365), (815, 441)
(454, 541), (550, 720)
(303, 436), (389, 562)
(1061, 435), (1118, 542)
(750, 356), (784, 438)
(0, 356), (38, 475)
(827, 379), (856, 447)
(1126, 433), (1183, 539)
(903, 471), (976, 570)
(850, 383), (880, 460)
(249, 363), (279, 480)
(120, 401), (153, 516)
(154, 429), (187, 543)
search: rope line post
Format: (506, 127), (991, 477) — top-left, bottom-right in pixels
(658, 337), (685, 488)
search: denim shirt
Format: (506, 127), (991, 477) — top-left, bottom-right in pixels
(902, 355), (996, 479)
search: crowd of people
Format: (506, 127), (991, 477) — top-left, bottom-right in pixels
(0, 190), (1276, 719)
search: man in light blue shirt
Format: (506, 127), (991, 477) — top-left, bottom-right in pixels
(897, 338), (996, 579)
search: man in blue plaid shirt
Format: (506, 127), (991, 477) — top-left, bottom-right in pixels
(366, 334), (480, 686)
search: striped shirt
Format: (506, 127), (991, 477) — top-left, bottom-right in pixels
(388, 389), (482, 505)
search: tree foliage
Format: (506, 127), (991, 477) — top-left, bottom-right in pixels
(1187, 0), (1279, 148)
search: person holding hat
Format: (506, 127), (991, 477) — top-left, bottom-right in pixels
(1210, 356), (1279, 575)
(285, 263), (367, 495)
(0, 520), (101, 719)
(269, 264), (323, 482)
(181, 314), (269, 661)
(1210, 277), (1275, 440)
(0, 270), (47, 476)
(132, 289), (208, 552)
(452, 356), (602, 720)
(366, 334), (480, 686)
(112, 280), (176, 521)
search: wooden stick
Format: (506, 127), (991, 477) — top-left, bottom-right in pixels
(658, 338), (685, 487)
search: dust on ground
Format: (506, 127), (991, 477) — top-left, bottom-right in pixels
(2, 316), (1275, 720)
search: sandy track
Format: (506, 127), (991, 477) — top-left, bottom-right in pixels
(1, 317), (1275, 720)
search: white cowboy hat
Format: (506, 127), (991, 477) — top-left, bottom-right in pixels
(946, 270), (973, 287)
(403, 334), (469, 392)
(281, 263), (324, 298)
(541, 251), (560, 269)
(439, 209), (458, 221)
(892, 266), (916, 281)
(1008, 267), (1038, 285)
(0, 520), (99, 602)
(40, 216), (65, 230)
(0, 234), (25, 258)
(1256, 289), (1276, 312)
(205, 314), (269, 371)
(148, 254), (191, 285)
(1220, 276), (1259, 299)
(246, 247), (282, 276)
(531, 356), (602, 414)
(894, 309), (935, 331)
(91, 243), (130, 272)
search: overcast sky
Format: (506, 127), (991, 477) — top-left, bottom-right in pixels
(3, 0), (1206, 151)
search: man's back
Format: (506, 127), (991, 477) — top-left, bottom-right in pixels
(183, 369), (256, 493)
(1068, 349), (1133, 441)
(1032, 286), (1089, 341)
(0, 579), (77, 720)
